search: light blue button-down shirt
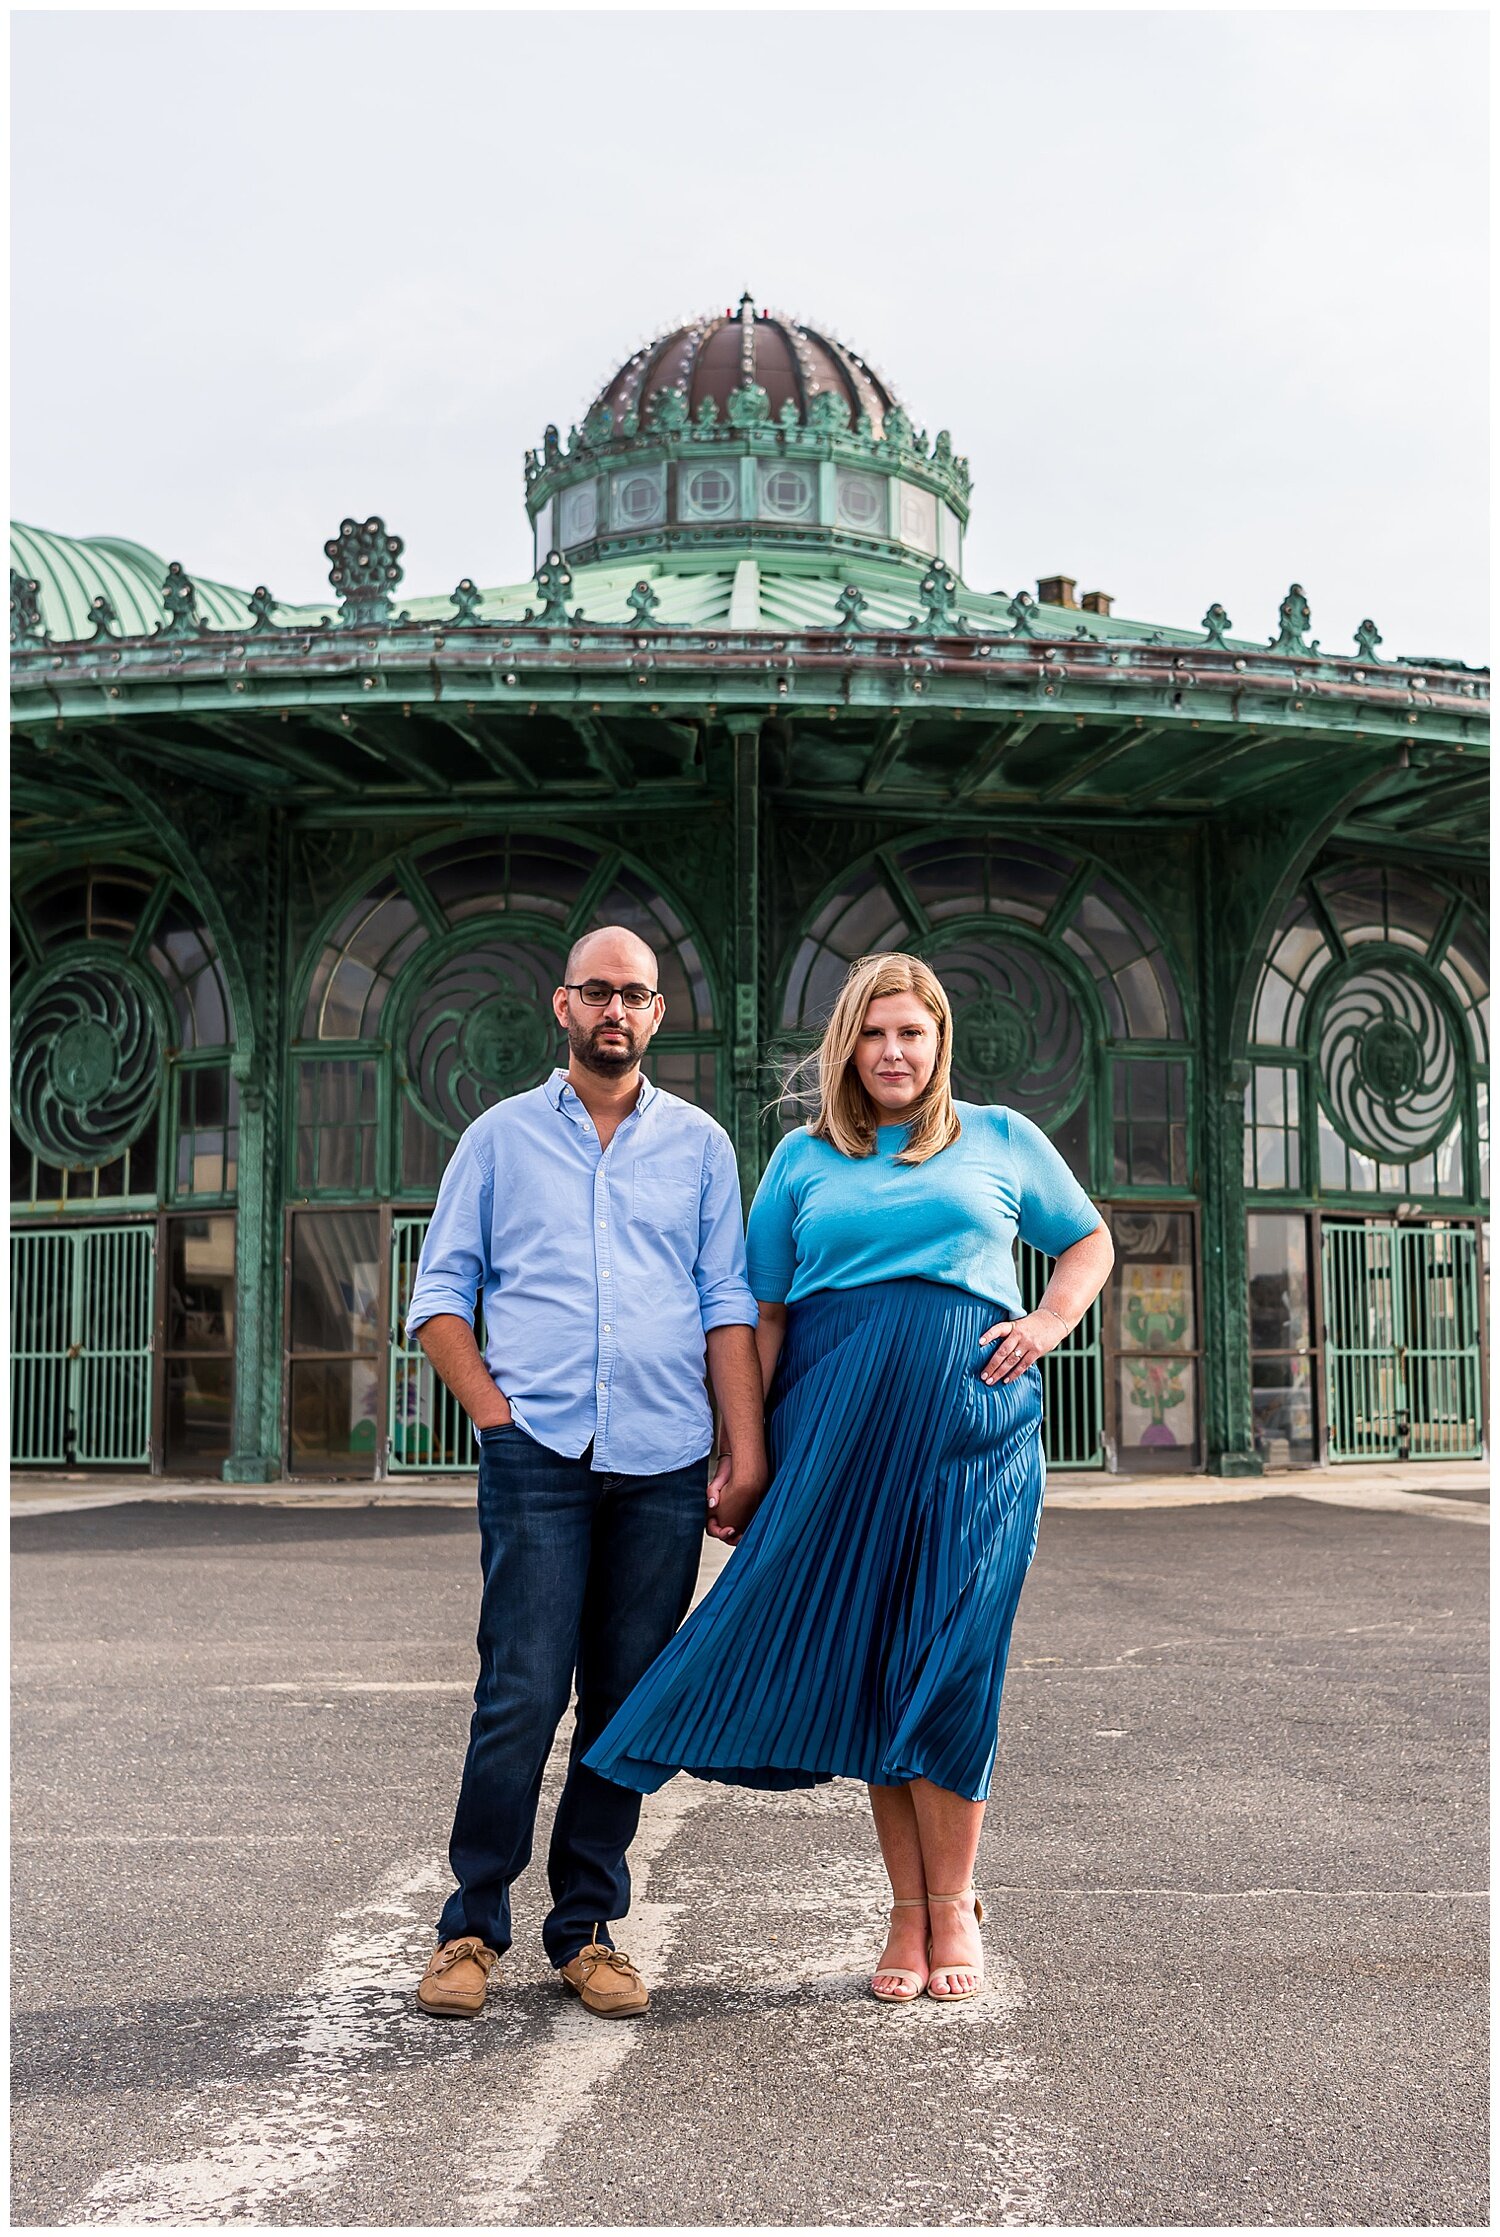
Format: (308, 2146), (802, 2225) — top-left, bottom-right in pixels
(405, 1069), (758, 1474)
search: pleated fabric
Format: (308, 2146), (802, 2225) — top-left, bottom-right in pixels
(583, 1277), (1046, 1805)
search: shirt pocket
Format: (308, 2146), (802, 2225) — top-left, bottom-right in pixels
(632, 1156), (700, 1235)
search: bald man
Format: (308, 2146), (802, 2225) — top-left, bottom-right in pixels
(405, 925), (766, 2019)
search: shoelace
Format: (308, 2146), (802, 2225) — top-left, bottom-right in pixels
(430, 1937), (494, 1976)
(575, 1941), (640, 1981)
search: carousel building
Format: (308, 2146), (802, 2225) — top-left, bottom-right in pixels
(8, 296), (1490, 1482)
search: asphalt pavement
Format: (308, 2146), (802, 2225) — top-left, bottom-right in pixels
(9, 1489), (1488, 2228)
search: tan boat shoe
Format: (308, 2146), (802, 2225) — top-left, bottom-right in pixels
(416, 1935), (500, 2017)
(558, 1939), (650, 2018)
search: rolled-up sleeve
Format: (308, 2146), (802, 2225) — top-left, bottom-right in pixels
(406, 1125), (493, 1338)
(693, 1129), (758, 1333)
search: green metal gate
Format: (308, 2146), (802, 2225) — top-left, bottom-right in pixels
(384, 1219), (1107, 1472)
(1322, 1220), (1482, 1462)
(1017, 1237), (1105, 1468)
(10, 1223), (156, 1466)
(387, 1214), (482, 1473)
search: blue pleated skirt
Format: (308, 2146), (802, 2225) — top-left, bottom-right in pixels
(583, 1277), (1047, 1804)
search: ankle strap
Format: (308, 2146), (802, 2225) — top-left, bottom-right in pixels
(888, 1895), (928, 1909)
(925, 1888), (976, 1903)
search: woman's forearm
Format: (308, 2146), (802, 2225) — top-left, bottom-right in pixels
(755, 1301), (788, 1400)
(1037, 1224), (1115, 1332)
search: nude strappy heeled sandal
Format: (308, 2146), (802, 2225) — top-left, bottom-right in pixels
(870, 1895), (931, 2005)
(925, 1888), (985, 2001)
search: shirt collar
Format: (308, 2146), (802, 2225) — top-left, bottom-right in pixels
(544, 1067), (656, 1117)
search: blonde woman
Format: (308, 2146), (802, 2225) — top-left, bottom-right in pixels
(586, 953), (1113, 2002)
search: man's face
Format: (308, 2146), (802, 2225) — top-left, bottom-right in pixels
(552, 939), (664, 1077)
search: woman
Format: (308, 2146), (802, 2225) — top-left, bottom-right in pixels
(585, 952), (1114, 2003)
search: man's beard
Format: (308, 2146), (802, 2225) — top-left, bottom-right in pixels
(567, 1014), (641, 1077)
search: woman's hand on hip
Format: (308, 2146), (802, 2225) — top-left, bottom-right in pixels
(979, 1308), (1068, 1384)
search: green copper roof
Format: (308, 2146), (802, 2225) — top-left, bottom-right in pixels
(9, 522), (258, 641)
(9, 517), (1313, 655)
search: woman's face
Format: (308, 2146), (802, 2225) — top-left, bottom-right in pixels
(853, 991), (940, 1116)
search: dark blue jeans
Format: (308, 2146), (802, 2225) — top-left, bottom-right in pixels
(436, 1423), (708, 1968)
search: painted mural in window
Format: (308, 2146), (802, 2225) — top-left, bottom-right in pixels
(1246, 864), (1487, 1206)
(11, 864), (236, 1212)
(291, 833), (718, 1198)
(1112, 1207), (1200, 1472)
(774, 834), (1189, 1195)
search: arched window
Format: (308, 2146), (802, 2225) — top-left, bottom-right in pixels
(10, 863), (238, 1210)
(290, 832), (719, 1199)
(775, 834), (1190, 1194)
(1245, 862), (1488, 1205)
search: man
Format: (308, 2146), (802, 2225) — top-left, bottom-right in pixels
(405, 924), (767, 2020)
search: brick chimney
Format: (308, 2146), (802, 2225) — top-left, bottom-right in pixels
(1080, 589), (1114, 617)
(1036, 574), (1078, 609)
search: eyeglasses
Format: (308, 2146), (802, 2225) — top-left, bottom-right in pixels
(564, 980), (660, 1010)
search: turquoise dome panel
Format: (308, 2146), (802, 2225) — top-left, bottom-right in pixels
(9, 521), (259, 640)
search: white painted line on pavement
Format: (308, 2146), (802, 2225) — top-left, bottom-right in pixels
(459, 1771), (712, 2224)
(79, 1857), (451, 2226)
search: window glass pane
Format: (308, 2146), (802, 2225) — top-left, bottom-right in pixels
(682, 466), (736, 520)
(164, 1357), (233, 1471)
(1117, 1356), (1197, 1466)
(836, 469), (885, 530)
(1112, 1210), (1195, 1350)
(290, 1211), (381, 1353)
(289, 1360), (378, 1473)
(559, 479), (599, 545)
(611, 469), (664, 530)
(759, 463), (815, 520)
(897, 482), (937, 551)
(1247, 1212), (1310, 1350)
(166, 1214), (236, 1351)
(1251, 1356), (1315, 1467)
(402, 1105), (449, 1195)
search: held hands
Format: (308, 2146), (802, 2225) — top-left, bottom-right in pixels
(706, 1445), (770, 1546)
(979, 1306), (1069, 1385)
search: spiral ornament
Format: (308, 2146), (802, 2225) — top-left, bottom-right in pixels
(1317, 958), (1458, 1160)
(932, 933), (1088, 1125)
(11, 961), (162, 1166)
(404, 936), (563, 1133)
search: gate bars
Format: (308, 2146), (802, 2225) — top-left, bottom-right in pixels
(1322, 1219), (1482, 1462)
(10, 1224), (155, 1466)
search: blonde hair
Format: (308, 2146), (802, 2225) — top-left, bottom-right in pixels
(808, 953), (961, 1165)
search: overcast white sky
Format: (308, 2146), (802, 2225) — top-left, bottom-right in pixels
(10, 6), (1489, 661)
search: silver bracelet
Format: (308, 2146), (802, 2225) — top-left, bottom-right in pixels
(1033, 1305), (1070, 1334)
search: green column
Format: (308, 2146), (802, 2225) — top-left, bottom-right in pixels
(725, 714), (763, 1205)
(223, 809), (287, 1482)
(1200, 825), (1261, 1476)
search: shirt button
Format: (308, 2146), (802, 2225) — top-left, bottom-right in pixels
(603, 1323), (611, 1333)
(598, 1221), (606, 1229)
(598, 1380), (606, 1390)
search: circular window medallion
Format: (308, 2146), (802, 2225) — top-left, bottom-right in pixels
(459, 987), (555, 1093)
(954, 992), (1036, 1088)
(404, 935), (565, 1133)
(685, 466), (735, 519)
(1317, 957), (1459, 1160)
(1357, 1015), (1423, 1103)
(931, 933), (1088, 1126)
(836, 470), (884, 530)
(52, 1018), (120, 1105)
(615, 473), (663, 527)
(761, 466), (814, 519)
(12, 958), (162, 1167)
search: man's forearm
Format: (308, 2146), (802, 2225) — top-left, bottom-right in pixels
(705, 1322), (767, 1468)
(416, 1315), (510, 1429)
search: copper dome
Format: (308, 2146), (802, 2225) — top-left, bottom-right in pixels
(588, 294), (899, 436)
